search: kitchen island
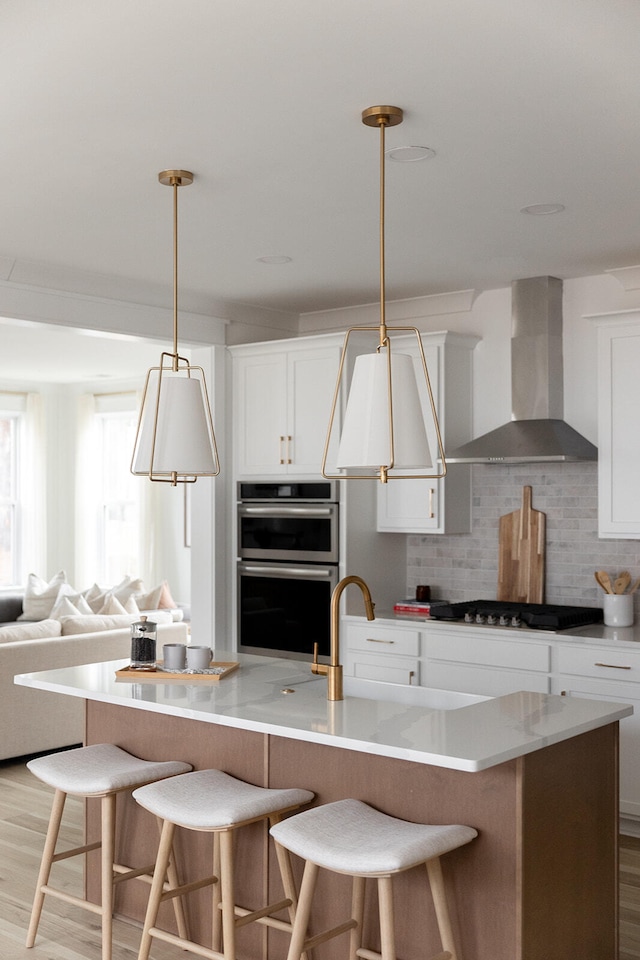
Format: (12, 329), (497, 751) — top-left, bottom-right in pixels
(15, 653), (632, 960)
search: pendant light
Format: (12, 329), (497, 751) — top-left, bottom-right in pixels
(321, 106), (446, 484)
(131, 170), (220, 485)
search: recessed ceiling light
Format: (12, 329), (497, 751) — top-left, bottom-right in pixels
(520, 203), (566, 215)
(257, 255), (292, 264)
(386, 145), (436, 162)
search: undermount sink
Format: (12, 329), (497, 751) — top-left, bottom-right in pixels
(342, 676), (490, 710)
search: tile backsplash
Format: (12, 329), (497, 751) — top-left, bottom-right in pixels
(406, 462), (640, 613)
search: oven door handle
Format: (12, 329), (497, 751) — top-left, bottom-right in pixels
(239, 564), (336, 578)
(238, 505), (335, 517)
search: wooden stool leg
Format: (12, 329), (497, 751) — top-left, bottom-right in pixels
(101, 793), (117, 960)
(26, 788), (66, 948)
(426, 857), (456, 960)
(219, 829), (237, 960)
(137, 819), (176, 960)
(377, 876), (396, 960)
(349, 875), (366, 960)
(271, 835), (299, 926)
(154, 811), (188, 942)
(165, 841), (188, 939)
(212, 832), (222, 952)
(286, 860), (319, 960)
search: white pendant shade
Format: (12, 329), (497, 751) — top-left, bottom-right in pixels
(132, 371), (217, 478)
(336, 352), (432, 470)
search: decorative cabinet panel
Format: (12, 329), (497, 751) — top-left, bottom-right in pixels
(231, 337), (342, 477)
(423, 628), (551, 697)
(593, 313), (640, 537)
(376, 331), (479, 534)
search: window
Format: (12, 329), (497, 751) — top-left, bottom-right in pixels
(96, 408), (140, 585)
(76, 392), (144, 586)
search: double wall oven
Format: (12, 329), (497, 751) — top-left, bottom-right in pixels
(237, 480), (339, 660)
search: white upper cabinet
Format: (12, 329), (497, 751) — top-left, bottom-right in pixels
(376, 331), (479, 534)
(231, 336), (342, 477)
(593, 313), (640, 537)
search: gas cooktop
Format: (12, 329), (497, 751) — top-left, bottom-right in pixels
(429, 599), (603, 631)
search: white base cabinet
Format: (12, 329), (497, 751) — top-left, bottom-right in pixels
(342, 619), (420, 685)
(344, 614), (640, 819)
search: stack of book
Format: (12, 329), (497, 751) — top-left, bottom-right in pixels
(393, 599), (432, 616)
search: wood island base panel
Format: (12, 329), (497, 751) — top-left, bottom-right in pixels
(85, 700), (618, 960)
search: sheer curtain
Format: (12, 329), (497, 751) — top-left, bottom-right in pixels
(75, 393), (100, 585)
(19, 392), (46, 579)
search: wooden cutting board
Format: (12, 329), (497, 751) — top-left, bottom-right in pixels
(497, 485), (546, 604)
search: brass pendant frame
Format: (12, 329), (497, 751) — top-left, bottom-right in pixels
(321, 105), (447, 484)
(131, 169), (220, 485)
(320, 325), (447, 484)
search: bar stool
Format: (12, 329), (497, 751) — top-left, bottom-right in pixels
(132, 768), (314, 960)
(270, 798), (478, 960)
(26, 743), (192, 960)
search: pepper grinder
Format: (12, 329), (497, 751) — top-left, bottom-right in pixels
(129, 615), (157, 671)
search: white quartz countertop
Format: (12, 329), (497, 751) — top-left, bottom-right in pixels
(15, 652), (632, 773)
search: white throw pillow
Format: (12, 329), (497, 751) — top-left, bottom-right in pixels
(49, 593), (94, 620)
(136, 581), (177, 611)
(19, 571), (68, 620)
(111, 575), (145, 604)
(0, 618), (62, 643)
(96, 594), (128, 616)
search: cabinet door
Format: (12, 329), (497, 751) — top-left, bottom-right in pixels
(288, 346), (341, 474)
(376, 334), (476, 534)
(234, 352), (288, 476)
(597, 320), (640, 537)
(551, 675), (640, 819)
(343, 620), (421, 685)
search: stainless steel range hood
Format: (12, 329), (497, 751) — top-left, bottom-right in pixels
(447, 276), (597, 463)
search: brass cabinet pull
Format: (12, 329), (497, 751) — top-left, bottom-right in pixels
(366, 638), (394, 644)
(409, 670), (415, 685)
(594, 662), (632, 670)
(428, 487), (435, 519)
(279, 435), (285, 464)
(285, 435), (292, 464)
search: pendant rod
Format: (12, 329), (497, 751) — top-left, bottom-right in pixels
(379, 116), (387, 346)
(172, 177), (179, 370)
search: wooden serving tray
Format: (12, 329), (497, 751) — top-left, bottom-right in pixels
(115, 661), (239, 682)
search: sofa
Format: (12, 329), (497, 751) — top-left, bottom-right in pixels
(2, 617), (189, 761)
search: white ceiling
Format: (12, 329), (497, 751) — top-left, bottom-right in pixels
(2, 0), (640, 377)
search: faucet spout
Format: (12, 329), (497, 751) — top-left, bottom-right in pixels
(312, 575), (376, 701)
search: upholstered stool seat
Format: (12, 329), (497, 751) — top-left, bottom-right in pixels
(26, 743), (192, 960)
(270, 798), (478, 960)
(133, 768), (314, 960)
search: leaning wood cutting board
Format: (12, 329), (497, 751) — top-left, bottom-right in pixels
(497, 485), (546, 604)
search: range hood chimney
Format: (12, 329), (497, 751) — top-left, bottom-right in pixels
(447, 276), (597, 463)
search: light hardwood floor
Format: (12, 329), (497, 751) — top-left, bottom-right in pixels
(2, 753), (640, 959)
(0, 755), (180, 959)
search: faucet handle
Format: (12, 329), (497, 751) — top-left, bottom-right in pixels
(311, 642), (326, 676)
